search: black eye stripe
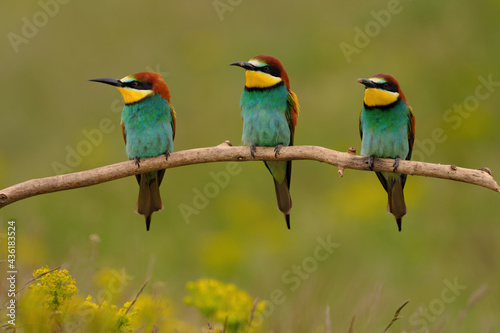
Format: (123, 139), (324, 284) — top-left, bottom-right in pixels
(377, 82), (398, 93)
(124, 81), (153, 90)
(257, 65), (281, 78)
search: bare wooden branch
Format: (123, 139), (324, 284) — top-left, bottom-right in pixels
(0, 141), (498, 209)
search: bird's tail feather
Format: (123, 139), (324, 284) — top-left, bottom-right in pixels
(136, 172), (164, 231)
(273, 179), (292, 229)
(387, 177), (407, 231)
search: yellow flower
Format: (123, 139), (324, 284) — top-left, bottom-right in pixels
(29, 266), (78, 312)
(184, 278), (266, 332)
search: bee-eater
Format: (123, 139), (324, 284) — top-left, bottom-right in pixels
(90, 72), (175, 231)
(230, 55), (299, 229)
(357, 74), (415, 231)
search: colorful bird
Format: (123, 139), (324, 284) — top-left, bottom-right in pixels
(90, 72), (176, 230)
(357, 74), (415, 231)
(230, 55), (299, 229)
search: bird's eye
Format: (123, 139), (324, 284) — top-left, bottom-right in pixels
(131, 81), (139, 88)
(383, 83), (389, 89)
(262, 66), (270, 72)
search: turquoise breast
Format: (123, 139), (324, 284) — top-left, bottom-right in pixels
(360, 101), (410, 159)
(121, 94), (174, 159)
(240, 83), (291, 147)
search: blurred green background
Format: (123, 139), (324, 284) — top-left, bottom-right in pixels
(1, 0), (499, 331)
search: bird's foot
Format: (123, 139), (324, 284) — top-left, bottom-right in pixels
(134, 157), (141, 168)
(164, 151), (170, 160)
(274, 144), (284, 158)
(368, 156), (375, 171)
(250, 145), (257, 158)
(393, 156), (401, 172)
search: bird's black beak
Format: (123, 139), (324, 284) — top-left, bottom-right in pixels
(356, 78), (377, 88)
(230, 61), (256, 71)
(89, 78), (124, 87)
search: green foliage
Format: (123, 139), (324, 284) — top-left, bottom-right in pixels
(79, 296), (138, 333)
(29, 267), (78, 312)
(8, 267), (264, 332)
(14, 267), (142, 332)
(184, 278), (266, 332)
(17, 267), (79, 332)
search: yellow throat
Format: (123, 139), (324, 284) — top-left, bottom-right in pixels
(245, 70), (282, 89)
(116, 87), (153, 104)
(363, 88), (399, 107)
